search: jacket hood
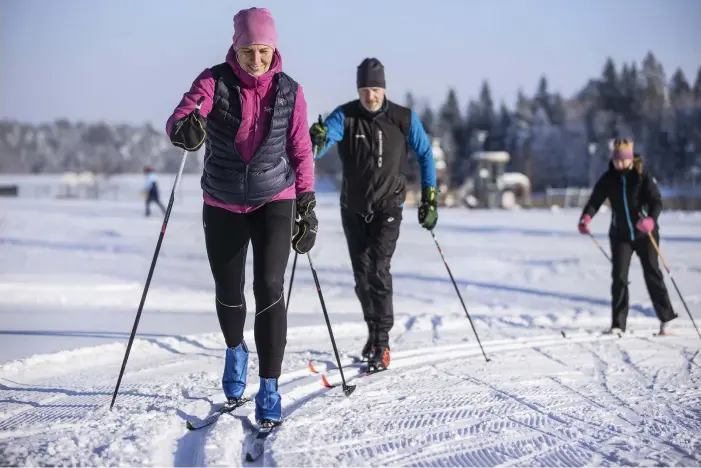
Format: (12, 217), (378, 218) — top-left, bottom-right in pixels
(225, 46), (283, 89)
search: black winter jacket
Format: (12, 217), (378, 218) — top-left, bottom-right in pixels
(581, 158), (662, 241)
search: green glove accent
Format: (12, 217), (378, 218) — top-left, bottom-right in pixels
(309, 115), (327, 148)
(418, 186), (438, 230)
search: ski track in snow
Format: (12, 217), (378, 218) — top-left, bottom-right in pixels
(1, 177), (701, 466)
(1, 328), (699, 466)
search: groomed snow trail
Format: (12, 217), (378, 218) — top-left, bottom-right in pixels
(1, 324), (700, 466)
(2, 178), (701, 466)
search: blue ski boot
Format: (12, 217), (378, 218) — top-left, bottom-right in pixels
(255, 377), (282, 426)
(222, 341), (248, 405)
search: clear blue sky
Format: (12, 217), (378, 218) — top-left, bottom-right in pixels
(2, 0), (699, 129)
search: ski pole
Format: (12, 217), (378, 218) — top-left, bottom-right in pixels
(588, 232), (612, 262)
(285, 252), (297, 314)
(285, 138), (320, 313)
(110, 98), (204, 410)
(307, 253), (356, 396)
(588, 232), (630, 285)
(647, 232), (700, 340)
(430, 230), (490, 362)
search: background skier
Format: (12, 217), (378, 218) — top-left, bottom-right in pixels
(142, 166), (166, 217)
(578, 139), (677, 335)
(309, 57), (438, 371)
(165, 7), (317, 427)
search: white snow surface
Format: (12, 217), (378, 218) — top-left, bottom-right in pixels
(1, 174), (701, 466)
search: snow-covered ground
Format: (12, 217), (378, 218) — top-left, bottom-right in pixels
(1, 174), (701, 466)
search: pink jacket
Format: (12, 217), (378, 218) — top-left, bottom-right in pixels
(165, 47), (314, 213)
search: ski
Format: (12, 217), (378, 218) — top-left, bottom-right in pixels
(317, 363), (386, 388)
(185, 398), (250, 430)
(245, 422), (281, 462)
(360, 365), (388, 376)
(561, 329), (626, 339)
(307, 355), (363, 375)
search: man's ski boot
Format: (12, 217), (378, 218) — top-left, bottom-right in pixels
(255, 377), (282, 427)
(361, 324), (376, 361)
(604, 327), (625, 338)
(658, 320), (673, 336)
(366, 346), (390, 373)
(223, 340), (249, 406)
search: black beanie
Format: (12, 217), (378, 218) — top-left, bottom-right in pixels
(357, 58), (385, 89)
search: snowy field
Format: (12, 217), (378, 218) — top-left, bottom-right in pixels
(1, 174), (701, 466)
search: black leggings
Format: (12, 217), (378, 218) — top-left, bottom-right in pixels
(203, 200), (294, 378)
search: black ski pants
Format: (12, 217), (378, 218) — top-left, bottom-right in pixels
(341, 206), (402, 348)
(610, 231), (676, 331)
(203, 200), (294, 378)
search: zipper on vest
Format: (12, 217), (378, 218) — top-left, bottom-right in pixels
(244, 165), (249, 205)
(377, 128), (383, 168)
(248, 76), (279, 163)
(235, 86), (249, 204)
(622, 175), (634, 241)
(235, 86), (246, 165)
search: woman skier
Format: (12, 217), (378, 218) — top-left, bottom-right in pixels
(578, 139), (677, 336)
(165, 7), (317, 427)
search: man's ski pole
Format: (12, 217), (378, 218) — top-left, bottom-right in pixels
(307, 253), (356, 396)
(647, 232), (700, 340)
(430, 230), (490, 362)
(110, 98), (203, 410)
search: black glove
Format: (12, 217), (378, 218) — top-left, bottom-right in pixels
(292, 191), (318, 254)
(169, 97), (206, 151)
(309, 115), (327, 149)
(418, 186), (438, 230)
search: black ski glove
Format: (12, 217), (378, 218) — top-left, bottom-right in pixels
(418, 186), (438, 230)
(309, 115), (327, 148)
(169, 97), (206, 151)
(292, 191), (318, 254)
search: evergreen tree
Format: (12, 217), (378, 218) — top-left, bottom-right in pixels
(405, 91), (416, 110)
(535, 75), (551, 120)
(497, 101), (512, 136)
(640, 52), (667, 173)
(420, 107), (435, 136)
(641, 51), (667, 117)
(599, 57), (623, 114)
(669, 68), (692, 109)
(619, 62), (643, 132)
(439, 88), (462, 131)
(515, 88), (532, 124)
(693, 65), (701, 104)
(477, 80), (496, 131)
(550, 93), (567, 126)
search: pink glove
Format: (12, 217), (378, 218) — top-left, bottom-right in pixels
(578, 215), (591, 234)
(636, 216), (655, 233)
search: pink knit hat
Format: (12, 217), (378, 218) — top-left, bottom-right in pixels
(232, 7), (277, 51)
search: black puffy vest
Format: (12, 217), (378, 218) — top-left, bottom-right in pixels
(337, 100), (412, 214)
(200, 63), (297, 206)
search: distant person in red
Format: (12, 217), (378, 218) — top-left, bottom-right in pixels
(142, 166), (166, 217)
